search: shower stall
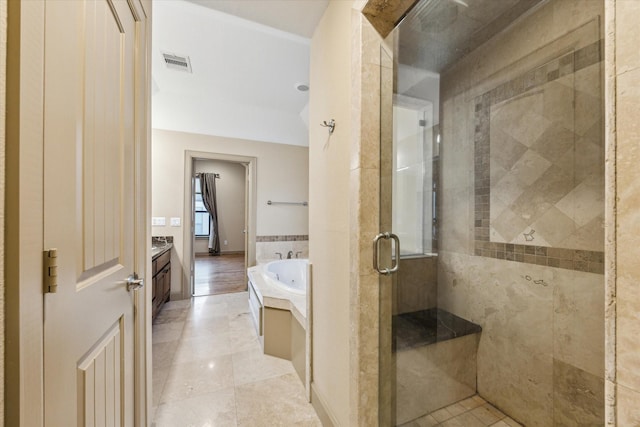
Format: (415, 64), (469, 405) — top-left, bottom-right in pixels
(377, 0), (605, 425)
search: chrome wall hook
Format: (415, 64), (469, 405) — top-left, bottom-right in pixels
(321, 119), (335, 135)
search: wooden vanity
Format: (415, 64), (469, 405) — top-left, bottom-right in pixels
(151, 245), (172, 320)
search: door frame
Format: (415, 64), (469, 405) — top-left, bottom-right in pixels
(5, 0), (152, 425)
(182, 150), (257, 299)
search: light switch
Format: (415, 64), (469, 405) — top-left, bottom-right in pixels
(152, 217), (166, 226)
(170, 217), (181, 227)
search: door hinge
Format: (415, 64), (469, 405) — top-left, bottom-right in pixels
(44, 248), (58, 293)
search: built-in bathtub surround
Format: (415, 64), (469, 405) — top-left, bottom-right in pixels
(256, 235), (309, 263)
(247, 260), (309, 394)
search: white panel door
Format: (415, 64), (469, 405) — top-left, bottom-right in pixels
(42, 1), (145, 425)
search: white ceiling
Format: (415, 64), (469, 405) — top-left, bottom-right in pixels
(152, 0), (328, 147)
(184, 0), (329, 38)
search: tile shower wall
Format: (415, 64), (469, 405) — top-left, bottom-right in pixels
(438, 1), (604, 426)
(394, 256), (438, 315)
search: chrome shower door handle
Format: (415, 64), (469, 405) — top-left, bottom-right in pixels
(373, 232), (400, 275)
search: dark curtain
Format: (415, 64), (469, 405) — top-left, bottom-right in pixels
(199, 173), (221, 255)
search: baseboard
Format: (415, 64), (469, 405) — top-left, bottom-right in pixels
(311, 383), (339, 427)
(195, 251), (245, 256)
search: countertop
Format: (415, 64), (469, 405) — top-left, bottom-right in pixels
(151, 243), (173, 260)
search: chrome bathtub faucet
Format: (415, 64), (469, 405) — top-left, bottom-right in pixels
(295, 251), (303, 258)
(275, 252), (283, 259)
(287, 250), (293, 259)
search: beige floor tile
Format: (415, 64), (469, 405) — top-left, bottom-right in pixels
(152, 291), (318, 426)
(399, 414), (438, 427)
(162, 299), (192, 311)
(154, 307), (189, 324)
(160, 354), (234, 404)
(232, 349), (296, 386)
(187, 304), (229, 322)
(153, 340), (178, 370)
(459, 396), (485, 411)
(152, 387), (237, 427)
(235, 373), (320, 426)
(228, 330), (262, 354)
(431, 407), (454, 423)
(152, 322), (185, 344)
(182, 314), (230, 338)
(152, 366), (170, 408)
(172, 333), (233, 364)
(472, 395), (487, 406)
(441, 411), (486, 427)
(228, 312), (254, 333)
(446, 402), (468, 417)
(501, 416), (523, 427)
(471, 403), (505, 425)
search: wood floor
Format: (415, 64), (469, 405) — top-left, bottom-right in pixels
(194, 253), (246, 296)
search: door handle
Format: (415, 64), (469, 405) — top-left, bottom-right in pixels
(126, 273), (144, 292)
(372, 232), (400, 275)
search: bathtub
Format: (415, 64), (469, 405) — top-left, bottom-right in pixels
(246, 259), (309, 330)
(263, 259), (308, 294)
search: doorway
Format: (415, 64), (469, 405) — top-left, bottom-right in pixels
(182, 150), (258, 300)
(193, 159), (247, 296)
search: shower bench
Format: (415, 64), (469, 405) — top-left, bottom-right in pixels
(393, 308), (482, 425)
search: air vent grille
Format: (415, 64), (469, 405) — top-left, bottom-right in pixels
(162, 52), (192, 73)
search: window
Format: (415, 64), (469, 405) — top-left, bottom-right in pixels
(194, 178), (210, 237)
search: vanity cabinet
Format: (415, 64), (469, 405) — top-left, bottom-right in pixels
(152, 248), (171, 320)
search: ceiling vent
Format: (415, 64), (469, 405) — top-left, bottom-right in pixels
(162, 52), (192, 73)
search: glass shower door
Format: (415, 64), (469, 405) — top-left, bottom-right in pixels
(377, 0), (606, 425)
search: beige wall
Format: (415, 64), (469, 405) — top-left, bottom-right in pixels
(609, 1), (640, 425)
(194, 159), (246, 254)
(309, 1), (353, 424)
(152, 129), (308, 297)
(0, 0), (6, 423)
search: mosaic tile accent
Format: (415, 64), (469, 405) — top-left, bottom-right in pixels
(474, 40), (604, 273)
(256, 235), (309, 242)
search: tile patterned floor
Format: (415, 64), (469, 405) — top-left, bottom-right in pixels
(399, 395), (523, 427)
(151, 291), (321, 427)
